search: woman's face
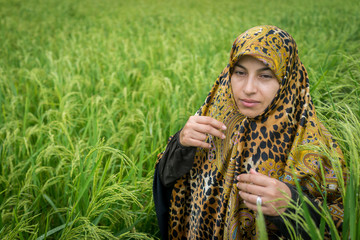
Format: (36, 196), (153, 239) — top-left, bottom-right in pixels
(231, 55), (280, 118)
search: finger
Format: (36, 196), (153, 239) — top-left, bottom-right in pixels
(240, 191), (271, 213)
(184, 131), (207, 141)
(237, 181), (265, 195)
(240, 192), (270, 211)
(250, 168), (260, 175)
(239, 190), (259, 205)
(184, 138), (211, 149)
(242, 200), (258, 212)
(244, 198), (286, 216)
(185, 116), (226, 139)
(237, 173), (274, 187)
(243, 200), (272, 214)
(195, 116), (227, 130)
(180, 127), (208, 146)
(192, 124), (226, 140)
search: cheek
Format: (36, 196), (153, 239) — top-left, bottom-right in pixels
(266, 84), (280, 102)
(259, 80), (279, 101)
(230, 78), (237, 95)
(230, 78), (241, 92)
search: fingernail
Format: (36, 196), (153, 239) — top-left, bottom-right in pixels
(222, 134), (226, 139)
(222, 125), (227, 130)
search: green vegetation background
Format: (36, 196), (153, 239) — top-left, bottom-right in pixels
(0, 0), (359, 239)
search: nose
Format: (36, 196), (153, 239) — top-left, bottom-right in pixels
(243, 75), (257, 95)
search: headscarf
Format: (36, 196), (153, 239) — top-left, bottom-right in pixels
(165, 25), (345, 239)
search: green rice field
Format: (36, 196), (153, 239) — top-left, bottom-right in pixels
(0, 0), (359, 239)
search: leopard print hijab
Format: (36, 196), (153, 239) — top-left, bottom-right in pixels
(167, 25), (345, 239)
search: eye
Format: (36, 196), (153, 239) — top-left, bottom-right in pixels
(234, 68), (246, 76)
(259, 71), (275, 79)
(260, 74), (273, 78)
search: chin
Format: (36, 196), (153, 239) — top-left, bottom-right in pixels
(245, 114), (258, 118)
(239, 110), (259, 118)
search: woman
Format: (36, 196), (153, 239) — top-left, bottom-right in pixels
(153, 25), (346, 239)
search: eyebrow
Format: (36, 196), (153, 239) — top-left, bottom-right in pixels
(235, 63), (271, 72)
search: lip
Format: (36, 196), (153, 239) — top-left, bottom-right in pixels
(240, 99), (260, 107)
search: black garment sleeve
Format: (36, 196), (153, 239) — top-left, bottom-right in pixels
(157, 130), (197, 187)
(266, 183), (323, 239)
(153, 131), (197, 239)
(153, 165), (173, 240)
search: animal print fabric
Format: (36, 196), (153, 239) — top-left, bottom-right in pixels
(162, 26), (346, 239)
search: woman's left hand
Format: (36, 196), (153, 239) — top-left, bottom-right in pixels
(236, 169), (291, 216)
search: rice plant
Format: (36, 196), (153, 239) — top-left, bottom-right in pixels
(0, 0), (359, 239)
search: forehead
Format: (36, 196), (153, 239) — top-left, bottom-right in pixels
(230, 26), (295, 82)
(235, 55), (270, 69)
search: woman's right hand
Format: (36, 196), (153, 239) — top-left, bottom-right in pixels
(180, 116), (227, 149)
